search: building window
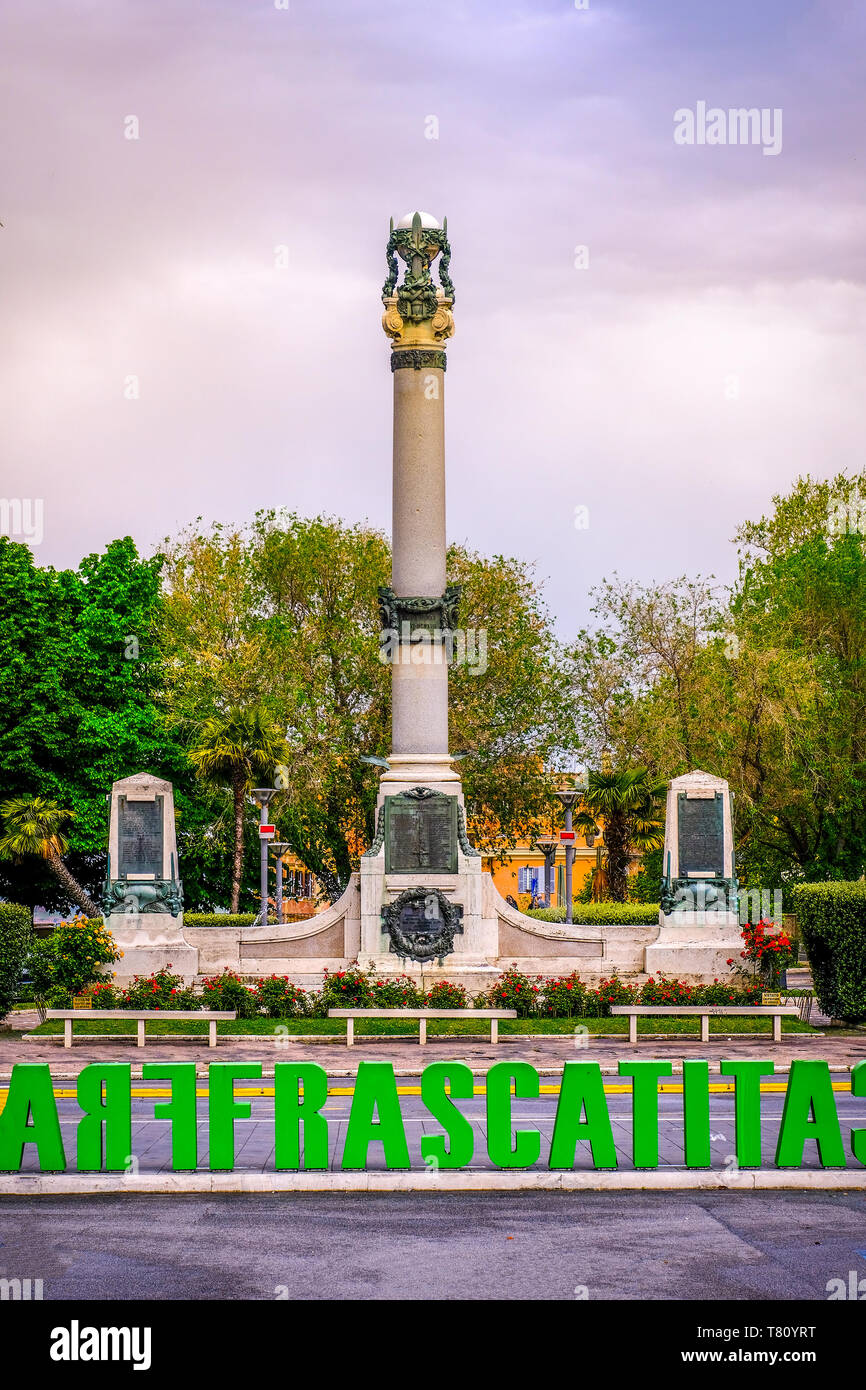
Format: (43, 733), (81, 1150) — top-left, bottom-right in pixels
(517, 866), (540, 895)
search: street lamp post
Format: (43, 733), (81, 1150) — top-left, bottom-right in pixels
(554, 772), (588, 925)
(251, 789), (276, 926)
(270, 842), (291, 925)
(534, 835), (558, 909)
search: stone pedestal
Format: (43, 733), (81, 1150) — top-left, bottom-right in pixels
(110, 913), (199, 984)
(102, 772), (198, 983)
(643, 916), (742, 980)
(645, 769), (742, 980)
(358, 833), (499, 981)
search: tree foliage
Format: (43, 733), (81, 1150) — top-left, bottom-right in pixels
(567, 472), (866, 886)
(161, 513), (570, 895)
(0, 536), (206, 908)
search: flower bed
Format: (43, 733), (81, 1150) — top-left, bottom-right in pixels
(65, 959), (770, 1021)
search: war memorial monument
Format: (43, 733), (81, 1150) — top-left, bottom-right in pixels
(108, 216), (743, 991)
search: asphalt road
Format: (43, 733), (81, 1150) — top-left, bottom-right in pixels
(1, 1191), (865, 1300)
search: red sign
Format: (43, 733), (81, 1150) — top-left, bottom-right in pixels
(559, 830), (576, 842)
(259, 825), (276, 836)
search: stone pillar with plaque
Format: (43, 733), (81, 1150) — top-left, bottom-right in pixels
(644, 769), (742, 979)
(101, 772), (198, 982)
(358, 213), (498, 984)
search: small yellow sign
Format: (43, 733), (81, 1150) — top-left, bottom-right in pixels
(761, 991), (781, 1006)
(72, 995), (92, 1010)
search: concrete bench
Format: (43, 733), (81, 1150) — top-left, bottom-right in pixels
(46, 1009), (237, 1049)
(327, 1008), (517, 1046)
(610, 1004), (801, 1045)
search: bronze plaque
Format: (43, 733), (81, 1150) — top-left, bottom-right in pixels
(118, 795), (164, 878)
(678, 793), (724, 876)
(385, 793), (458, 874)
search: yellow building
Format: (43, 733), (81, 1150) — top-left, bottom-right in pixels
(486, 834), (603, 910)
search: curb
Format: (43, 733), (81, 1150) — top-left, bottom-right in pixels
(1, 1170), (865, 1196)
(20, 1030), (826, 1044)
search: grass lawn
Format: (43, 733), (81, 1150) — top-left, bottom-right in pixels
(27, 1014), (819, 1038)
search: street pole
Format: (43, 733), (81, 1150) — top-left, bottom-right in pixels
(271, 842), (291, 925)
(564, 804), (574, 924)
(535, 836), (558, 910)
(251, 789), (276, 926)
(555, 777), (586, 926)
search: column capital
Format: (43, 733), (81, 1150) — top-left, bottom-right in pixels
(381, 211), (455, 348)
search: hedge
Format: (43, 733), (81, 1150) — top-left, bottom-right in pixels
(0, 903), (33, 1021)
(526, 903), (660, 926)
(791, 881), (866, 1023)
(184, 914), (257, 929)
(39, 914), (258, 932)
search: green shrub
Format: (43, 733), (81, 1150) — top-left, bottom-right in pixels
(321, 964), (375, 1008)
(90, 981), (119, 1008)
(489, 965), (542, 1017)
(792, 881), (866, 1022)
(587, 976), (641, 1017)
(199, 969), (257, 1017)
(255, 975), (310, 1018)
(30, 915), (121, 1006)
(689, 980), (762, 1006)
(119, 967), (200, 1011)
(0, 903), (32, 1021)
(370, 974), (425, 1008)
(425, 981), (468, 1009)
(183, 914), (257, 929)
(640, 976), (699, 1006)
(526, 903), (660, 926)
(538, 971), (587, 1018)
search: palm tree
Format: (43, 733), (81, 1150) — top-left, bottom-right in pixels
(0, 796), (101, 916)
(188, 707), (287, 913)
(576, 769), (666, 903)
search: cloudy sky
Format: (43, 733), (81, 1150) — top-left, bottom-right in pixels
(1, 0), (864, 631)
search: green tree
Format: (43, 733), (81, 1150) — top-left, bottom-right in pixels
(729, 472), (866, 882)
(0, 904), (32, 1022)
(187, 708), (288, 912)
(161, 513), (572, 895)
(0, 536), (203, 908)
(0, 797), (101, 916)
(575, 770), (666, 902)
(566, 473), (866, 887)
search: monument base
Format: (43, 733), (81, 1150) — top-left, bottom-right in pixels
(644, 911), (743, 980)
(107, 912), (199, 985)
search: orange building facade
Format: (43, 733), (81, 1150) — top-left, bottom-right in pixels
(486, 836), (602, 910)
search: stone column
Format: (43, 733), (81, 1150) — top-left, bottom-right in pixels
(379, 211), (459, 794)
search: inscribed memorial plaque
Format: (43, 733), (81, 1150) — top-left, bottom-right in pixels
(118, 795), (164, 878)
(677, 793), (723, 877)
(385, 793), (458, 874)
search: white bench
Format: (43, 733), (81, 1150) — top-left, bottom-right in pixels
(46, 1009), (237, 1049)
(610, 1004), (801, 1045)
(327, 1007), (517, 1046)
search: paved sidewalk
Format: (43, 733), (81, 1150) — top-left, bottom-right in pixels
(3, 1010), (865, 1077)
